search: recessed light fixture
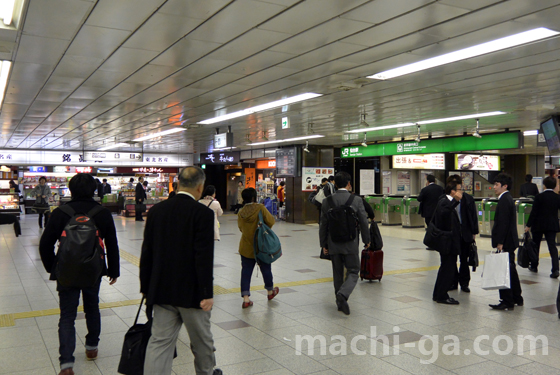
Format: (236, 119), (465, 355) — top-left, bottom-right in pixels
(523, 130), (538, 136)
(133, 127), (186, 142)
(0, 0), (15, 26)
(98, 143), (130, 151)
(249, 134), (324, 146)
(198, 93), (322, 125)
(346, 111), (506, 133)
(0, 60), (12, 111)
(368, 28), (560, 80)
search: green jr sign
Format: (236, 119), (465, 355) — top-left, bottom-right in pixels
(341, 132), (522, 158)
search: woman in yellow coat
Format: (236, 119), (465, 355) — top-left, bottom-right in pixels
(237, 188), (279, 308)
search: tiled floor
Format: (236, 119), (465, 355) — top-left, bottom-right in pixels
(1, 212), (560, 374)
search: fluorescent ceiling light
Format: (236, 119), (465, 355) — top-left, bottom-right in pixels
(98, 143), (130, 151)
(250, 134), (324, 146)
(212, 147), (237, 152)
(198, 93), (322, 125)
(0, 60), (11, 111)
(368, 27), (560, 80)
(346, 111), (506, 133)
(0, 0), (15, 25)
(523, 130), (538, 136)
(133, 127), (186, 142)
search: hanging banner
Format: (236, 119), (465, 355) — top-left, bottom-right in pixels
(245, 168), (256, 189)
(360, 169), (375, 195)
(302, 167), (334, 192)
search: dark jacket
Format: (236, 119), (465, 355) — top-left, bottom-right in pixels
(135, 182), (147, 203)
(459, 192), (479, 242)
(417, 183), (445, 218)
(362, 196), (375, 220)
(98, 183), (111, 198)
(526, 190), (560, 233)
(168, 191), (176, 199)
(433, 196), (461, 255)
(140, 193), (214, 309)
(39, 198), (120, 279)
(520, 182), (539, 198)
(492, 191), (518, 251)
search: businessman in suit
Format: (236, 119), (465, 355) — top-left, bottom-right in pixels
(320, 171), (370, 315)
(525, 176), (560, 278)
(141, 166), (221, 375)
(490, 173), (523, 311)
(135, 176), (147, 221)
(417, 174), (445, 227)
(447, 175), (479, 292)
(520, 174), (540, 198)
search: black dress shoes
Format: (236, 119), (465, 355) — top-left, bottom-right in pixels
(336, 293), (350, 315)
(460, 286), (470, 293)
(528, 267), (538, 273)
(489, 301), (514, 310)
(436, 298), (459, 305)
(514, 298), (524, 306)
(550, 272), (559, 278)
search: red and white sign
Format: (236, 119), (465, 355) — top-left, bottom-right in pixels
(256, 159), (276, 169)
(392, 154), (445, 170)
(75, 167), (93, 173)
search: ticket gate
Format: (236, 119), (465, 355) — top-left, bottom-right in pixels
(402, 196), (424, 228)
(382, 196), (404, 225)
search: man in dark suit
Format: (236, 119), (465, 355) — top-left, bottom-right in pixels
(101, 179), (111, 196)
(417, 174), (445, 227)
(525, 176), (560, 278)
(320, 171), (370, 315)
(520, 174), (540, 198)
(432, 181), (462, 305)
(447, 175), (479, 292)
(140, 167), (221, 375)
(490, 173), (523, 310)
(135, 176), (147, 221)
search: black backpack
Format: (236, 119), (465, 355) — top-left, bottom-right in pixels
(326, 194), (358, 243)
(55, 205), (107, 288)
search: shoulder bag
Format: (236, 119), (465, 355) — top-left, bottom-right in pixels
(423, 199), (454, 255)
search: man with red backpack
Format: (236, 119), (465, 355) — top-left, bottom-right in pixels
(40, 173), (120, 375)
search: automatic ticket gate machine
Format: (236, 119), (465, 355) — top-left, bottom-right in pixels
(515, 198), (533, 240)
(402, 196), (424, 228)
(474, 198), (484, 237)
(480, 198), (499, 237)
(364, 195), (383, 223)
(382, 195), (404, 225)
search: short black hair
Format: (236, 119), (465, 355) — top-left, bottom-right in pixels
(321, 178), (328, 183)
(446, 174), (462, 184)
(129, 178), (134, 182)
(334, 171), (351, 189)
(143, 181), (148, 186)
(280, 181), (285, 186)
(69, 173), (96, 199)
(328, 175), (335, 182)
(494, 173), (512, 191)
(138, 176), (144, 182)
(178, 166), (205, 189)
(202, 185), (216, 197)
(172, 182), (177, 190)
(39, 176), (47, 182)
(238, 181), (244, 185)
(543, 176), (556, 190)
(525, 174), (533, 182)
(444, 181), (459, 195)
(103, 179), (107, 183)
(426, 174), (436, 183)
(242, 187), (257, 204)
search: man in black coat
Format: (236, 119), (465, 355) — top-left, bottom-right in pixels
(490, 173), (523, 310)
(520, 174), (540, 198)
(417, 174), (445, 227)
(39, 173), (119, 375)
(140, 166), (221, 375)
(525, 176), (560, 278)
(447, 175), (479, 292)
(135, 176), (147, 221)
(432, 181), (462, 305)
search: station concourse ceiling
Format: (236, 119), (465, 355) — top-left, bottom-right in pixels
(1, 0), (560, 156)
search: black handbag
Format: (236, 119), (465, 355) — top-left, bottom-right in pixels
(369, 221), (383, 251)
(467, 242), (479, 271)
(135, 203), (146, 213)
(319, 247), (331, 260)
(518, 232), (538, 268)
(118, 298), (152, 375)
(423, 200), (453, 255)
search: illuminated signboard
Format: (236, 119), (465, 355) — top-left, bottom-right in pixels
(200, 152), (240, 165)
(29, 166), (47, 172)
(75, 167), (93, 173)
(455, 154), (500, 171)
(392, 154), (445, 170)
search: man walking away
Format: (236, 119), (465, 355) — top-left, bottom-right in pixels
(135, 176), (147, 222)
(447, 175), (479, 292)
(39, 173), (119, 375)
(417, 174), (445, 228)
(520, 174), (539, 198)
(319, 171), (369, 315)
(490, 173), (523, 310)
(141, 166), (222, 375)
(525, 176), (560, 278)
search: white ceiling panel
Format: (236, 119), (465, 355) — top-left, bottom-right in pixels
(341, 0), (432, 24)
(158, 0), (231, 19)
(86, 0), (164, 31)
(15, 35), (70, 65)
(65, 25), (131, 59)
(23, 0), (93, 40)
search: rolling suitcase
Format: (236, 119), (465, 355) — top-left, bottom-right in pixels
(360, 248), (383, 281)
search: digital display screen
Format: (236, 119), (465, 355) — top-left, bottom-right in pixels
(540, 117), (560, 155)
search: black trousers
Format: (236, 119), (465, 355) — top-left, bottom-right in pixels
(135, 201), (144, 221)
(532, 231), (559, 273)
(38, 210), (50, 228)
(454, 239), (471, 287)
(433, 252), (458, 301)
(498, 250), (523, 305)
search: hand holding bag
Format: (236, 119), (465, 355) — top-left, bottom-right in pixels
(481, 251), (511, 290)
(467, 242), (479, 271)
(517, 232), (532, 268)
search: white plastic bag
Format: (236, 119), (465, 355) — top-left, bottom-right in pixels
(481, 252), (511, 290)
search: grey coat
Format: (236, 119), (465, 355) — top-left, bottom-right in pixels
(319, 190), (370, 255)
(32, 184), (52, 204)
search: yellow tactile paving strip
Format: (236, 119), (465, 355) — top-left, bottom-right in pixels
(0, 250), (549, 327)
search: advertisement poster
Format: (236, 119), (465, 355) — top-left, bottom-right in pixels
(460, 172), (474, 195)
(382, 171), (392, 194)
(397, 171), (410, 194)
(475, 181), (482, 191)
(455, 154), (500, 171)
(360, 169), (375, 195)
(244, 168), (256, 189)
(302, 167), (334, 191)
(392, 154), (445, 170)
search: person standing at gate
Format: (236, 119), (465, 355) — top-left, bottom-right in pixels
(525, 176), (560, 278)
(490, 173), (523, 310)
(520, 174), (539, 198)
(417, 174), (445, 229)
(135, 176), (147, 222)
